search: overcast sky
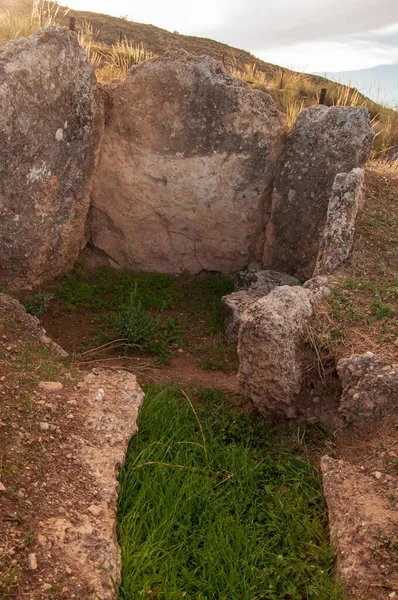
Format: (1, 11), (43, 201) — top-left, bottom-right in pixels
(67, 0), (398, 73)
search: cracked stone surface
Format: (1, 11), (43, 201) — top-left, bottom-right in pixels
(88, 50), (287, 274)
(0, 28), (104, 289)
(222, 269), (300, 343)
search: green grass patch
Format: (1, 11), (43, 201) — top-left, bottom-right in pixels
(371, 299), (393, 320)
(117, 387), (344, 600)
(55, 264), (179, 313)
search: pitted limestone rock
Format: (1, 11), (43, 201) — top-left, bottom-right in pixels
(0, 28), (103, 288)
(40, 368), (143, 599)
(315, 168), (365, 275)
(337, 352), (398, 424)
(237, 284), (324, 417)
(222, 269), (301, 344)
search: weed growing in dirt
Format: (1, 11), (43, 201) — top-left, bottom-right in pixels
(117, 386), (344, 600)
(24, 291), (54, 316)
(371, 299), (393, 320)
(38, 265), (234, 368)
(116, 284), (163, 346)
(0, 559), (18, 599)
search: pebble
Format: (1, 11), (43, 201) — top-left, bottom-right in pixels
(374, 471), (382, 480)
(39, 381), (63, 392)
(88, 504), (102, 517)
(389, 592), (396, 598)
(39, 422), (50, 431)
(95, 388), (104, 401)
(28, 553), (37, 570)
(0, 482), (6, 492)
(17, 490), (24, 499)
(42, 583), (52, 591)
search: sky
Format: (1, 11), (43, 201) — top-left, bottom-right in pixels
(67, 0), (398, 103)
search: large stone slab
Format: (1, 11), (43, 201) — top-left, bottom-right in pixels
(263, 106), (374, 280)
(89, 50), (287, 274)
(315, 167), (365, 275)
(40, 368), (144, 599)
(0, 28), (103, 289)
(321, 456), (398, 599)
(237, 285), (316, 417)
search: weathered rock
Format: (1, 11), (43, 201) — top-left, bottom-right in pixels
(0, 28), (103, 288)
(27, 553), (38, 571)
(237, 285), (318, 417)
(0, 293), (68, 357)
(222, 291), (256, 344)
(222, 269), (301, 343)
(321, 456), (398, 599)
(337, 352), (398, 424)
(89, 50), (287, 274)
(39, 381), (64, 393)
(234, 268), (300, 293)
(315, 168), (365, 275)
(40, 368), (143, 599)
(263, 105), (374, 280)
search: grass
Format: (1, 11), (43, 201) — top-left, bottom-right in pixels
(0, 0), (67, 44)
(117, 386), (344, 600)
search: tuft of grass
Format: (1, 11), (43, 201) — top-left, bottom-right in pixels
(117, 386), (344, 600)
(97, 39), (155, 81)
(371, 299), (393, 320)
(0, 0), (68, 44)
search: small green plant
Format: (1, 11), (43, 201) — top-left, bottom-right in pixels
(371, 299), (393, 319)
(0, 560), (18, 598)
(367, 212), (388, 228)
(116, 284), (163, 348)
(24, 291), (54, 316)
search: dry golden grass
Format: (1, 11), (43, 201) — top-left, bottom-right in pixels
(0, 0), (67, 43)
(231, 62), (397, 153)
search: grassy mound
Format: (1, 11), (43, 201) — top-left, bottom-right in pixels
(117, 387), (344, 599)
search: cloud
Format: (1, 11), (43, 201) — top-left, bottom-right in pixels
(255, 38), (398, 72)
(201, 0), (398, 48)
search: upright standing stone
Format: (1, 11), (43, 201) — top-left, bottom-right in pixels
(263, 106), (374, 280)
(89, 50), (287, 274)
(0, 28), (103, 288)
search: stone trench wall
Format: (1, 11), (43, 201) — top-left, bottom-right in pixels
(0, 29), (374, 288)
